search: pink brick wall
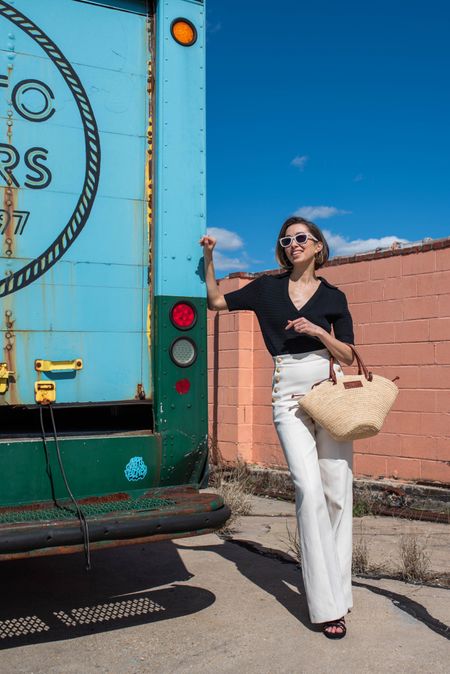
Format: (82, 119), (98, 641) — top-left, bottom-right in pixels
(208, 240), (450, 485)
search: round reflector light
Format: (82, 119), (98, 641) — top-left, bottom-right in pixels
(170, 338), (197, 367)
(171, 302), (196, 329)
(175, 378), (191, 394)
(171, 19), (197, 46)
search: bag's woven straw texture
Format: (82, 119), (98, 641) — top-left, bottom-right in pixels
(299, 373), (399, 442)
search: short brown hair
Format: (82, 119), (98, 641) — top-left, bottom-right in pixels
(275, 216), (330, 270)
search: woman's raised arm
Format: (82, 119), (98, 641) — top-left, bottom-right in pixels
(200, 235), (228, 311)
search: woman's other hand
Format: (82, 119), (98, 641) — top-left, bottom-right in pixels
(286, 318), (354, 364)
(285, 317), (324, 339)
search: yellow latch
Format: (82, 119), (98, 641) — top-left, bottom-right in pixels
(34, 381), (56, 404)
(35, 358), (83, 372)
(0, 362), (14, 394)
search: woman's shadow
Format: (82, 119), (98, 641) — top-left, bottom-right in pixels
(176, 537), (318, 633)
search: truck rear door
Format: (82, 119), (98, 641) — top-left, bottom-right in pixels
(0, 0), (151, 406)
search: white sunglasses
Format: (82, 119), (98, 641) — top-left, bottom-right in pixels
(279, 233), (318, 248)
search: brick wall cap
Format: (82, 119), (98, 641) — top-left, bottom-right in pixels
(218, 235), (450, 280)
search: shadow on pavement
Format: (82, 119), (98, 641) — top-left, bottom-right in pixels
(353, 580), (450, 640)
(177, 537), (450, 640)
(176, 539), (317, 632)
(0, 541), (215, 650)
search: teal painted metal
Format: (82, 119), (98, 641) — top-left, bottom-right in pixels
(151, 1), (208, 492)
(153, 295), (208, 486)
(0, 434), (162, 506)
(0, 0), (150, 404)
(154, 0), (206, 299)
(0, 0), (213, 541)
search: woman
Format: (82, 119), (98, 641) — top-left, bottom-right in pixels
(200, 216), (355, 639)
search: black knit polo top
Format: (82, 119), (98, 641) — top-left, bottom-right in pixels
(223, 272), (354, 356)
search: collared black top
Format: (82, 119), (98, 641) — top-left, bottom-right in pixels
(223, 272), (354, 356)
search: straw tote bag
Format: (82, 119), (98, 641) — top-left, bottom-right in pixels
(296, 345), (399, 442)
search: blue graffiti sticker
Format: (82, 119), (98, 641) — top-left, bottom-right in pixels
(124, 456), (148, 482)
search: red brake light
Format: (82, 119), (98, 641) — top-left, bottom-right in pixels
(175, 378), (191, 394)
(171, 302), (196, 329)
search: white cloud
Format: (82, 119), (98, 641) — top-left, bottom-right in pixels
(323, 229), (409, 256)
(294, 206), (351, 220)
(290, 155), (309, 170)
(206, 227), (250, 271)
(213, 251), (250, 271)
(205, 226), (263, 273)
(353, 173), (364, 182)
(207, 227), (244, 251)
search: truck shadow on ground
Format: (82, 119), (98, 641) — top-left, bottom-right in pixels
(0, 541), (215, 650)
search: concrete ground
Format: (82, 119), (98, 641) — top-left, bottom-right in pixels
(0, 496), (448, 674)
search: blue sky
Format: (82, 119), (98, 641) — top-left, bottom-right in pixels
(205, 0), (450, 274)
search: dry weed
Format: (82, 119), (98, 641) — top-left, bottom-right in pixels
(398, 534), (431, 583)
(352, 537), (370, 574)
(283, 522), (302, 565)
(214, 477), (253, 534)
(352, 521), (371, 574)
(209, 451), (254, 534)
(353, 484), (378, 517)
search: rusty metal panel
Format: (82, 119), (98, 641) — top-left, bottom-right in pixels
(75, 0), (149, 13)
(0, 0), (151, 404)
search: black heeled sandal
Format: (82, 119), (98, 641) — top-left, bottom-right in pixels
(322, 617), (346, 639)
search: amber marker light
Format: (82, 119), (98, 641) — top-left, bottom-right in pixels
(171, 18), (197, 46)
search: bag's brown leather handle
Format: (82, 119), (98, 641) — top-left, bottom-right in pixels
(329, 344), (373, 385)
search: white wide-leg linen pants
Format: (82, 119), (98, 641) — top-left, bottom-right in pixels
(272, 348), (353, 624)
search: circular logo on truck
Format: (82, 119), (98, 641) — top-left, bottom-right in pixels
(0, 1), (100, 297)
